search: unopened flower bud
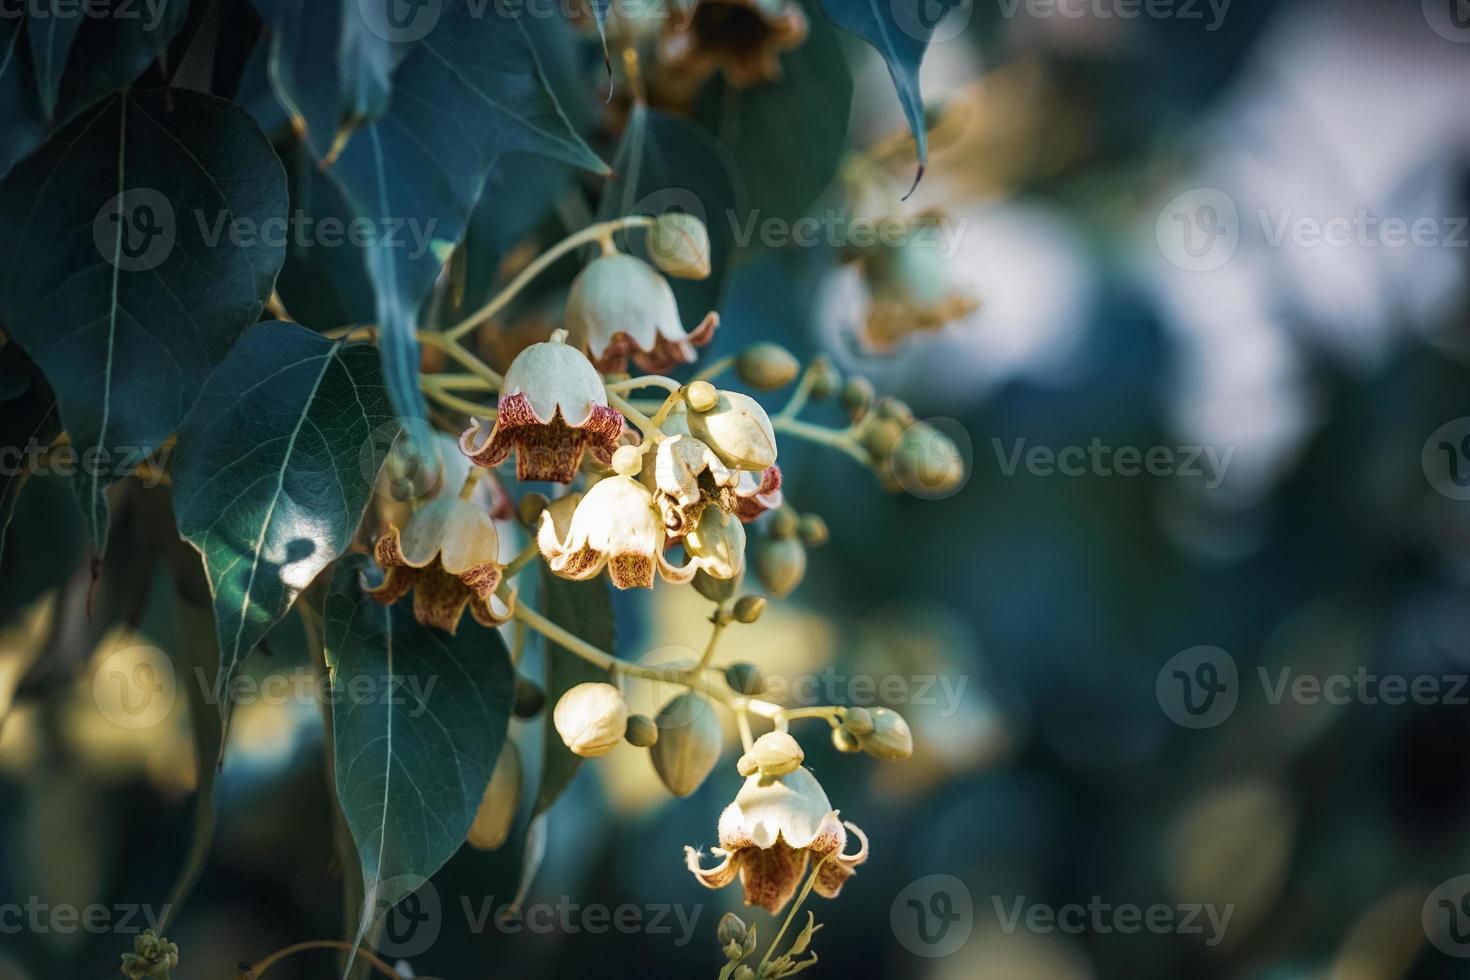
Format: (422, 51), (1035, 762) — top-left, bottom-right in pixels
(611, 444), (643, 477)
(767, 506), (799, 539)
(859, 706), (913, 759)
(861, 418), (904, 460)
(747, 730), (803, 776)
(693, 568), (740, 602)
(876, 396), (914, 425)
(625, 713), (659, 747)
(754, 535), (806, 597)
(687, 390), (777, 470)
(841, 706), (874, 736)
(516, 491), (549, 526)
(725, 661), (765, 695)
(468, 742), (522, 850)
(121, 930), (179, 980)
(831, 725), (862, 753)
(513, 677), (546, 719)
(553, 682), (629, 757)
(733, 965), (755, 980)
(890, 422), (966, 497)
(649, 212), (712, 280)
(797, 514), (828, 547)
(732, 595), (766, 623)
(807, 356), (839, 399)
(718, 911), (748, 949)
(686, 379), (720, 413)
(839, 376), (874, 418)
(651, 692), (724, 796)
(735, 343), (800, 390)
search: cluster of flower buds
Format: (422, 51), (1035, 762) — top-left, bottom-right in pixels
(753, 504), (826, 598)
(830, 705), (913, 759)
(120, 930), (178, 980)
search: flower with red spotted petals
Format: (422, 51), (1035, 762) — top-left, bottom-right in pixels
(566, 253), (717, 374)
(684, 766), (868, 914)
(367, 498), (509, 634)
(537, 475), (695, 590)
(460, 336), (622, 483)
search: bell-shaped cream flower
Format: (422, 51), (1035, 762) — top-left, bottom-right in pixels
(685, 766), (868, 914)
(460, 334), (623, 483)
(537, 474), (695, 589)
(644, 434), (783, 535)
(565, 253), (718, 374)
(367, 498), (509, 634)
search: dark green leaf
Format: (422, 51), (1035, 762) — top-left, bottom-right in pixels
(324, 555), (515, 955)
(325, 4), (607, 452)
(50, 0), (191, 138)
(0, 345), (62, 557)
(171, 320), (398, 734)
(533, 571), (614, 815)
(818, 0), (960, 190)
(0, 89), (287, 550)
(0, 18), (45, 181)
(27, 9), (80, 122)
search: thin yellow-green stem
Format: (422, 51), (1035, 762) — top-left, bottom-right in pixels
(243, 940), (406, 979)
(417, 330), (505, 388)
(605, 375), (682, 394)
(423, 382), (498, 418)
(774, 365), (821, 422)
(607, 391), (661, 440)
(503, 539), (541, 579)
(691, 355), (734, 384)
(735, 708), (755, 752)
(758, 856), (829, 973)
(771, 416), (871, 467)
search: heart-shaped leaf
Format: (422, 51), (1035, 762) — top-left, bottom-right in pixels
(171, 320), (398, 737)
(326, 2), (607, 453)
(819, 0), (963, 191)
(325, 555), (515, 960)
(0, 88), (287, 550)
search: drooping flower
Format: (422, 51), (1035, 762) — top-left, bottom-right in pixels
(685, 766), (869, 914)
(460, 334), (623, 483)
(367, 497), (509, 634)
(659, 0), (809, 88)
(565, 253), (718, 374)
(537, 474), (695, 589)
(854, 213), (978, 352)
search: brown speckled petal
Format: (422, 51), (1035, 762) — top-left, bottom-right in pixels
(411, 562), (474, 634)
(365, 563), (418, 606)
(608, 552), (656, 589)
(812, 821), (868, 899)
(740, 841), (809, 914)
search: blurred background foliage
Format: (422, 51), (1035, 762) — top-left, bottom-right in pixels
(5, 0), (1470, 977)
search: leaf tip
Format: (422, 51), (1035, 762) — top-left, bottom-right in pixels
(900, 163), (925, 202)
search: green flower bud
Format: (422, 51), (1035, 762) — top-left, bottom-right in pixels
(513, 677), (546, 719)
(859, 706), (913, 759)
(807, 356), (839, 399)
(839, 376), (875, 418)
(747, 730), (803, 777)
(767, 505), (799, 539)
(876, 396), (914, 425)
(733, 965), (755, 980)
(693, 567), (740, 602)
(831, 725), (862, 753)
(650, 693), (724, 796)
(686, 390), (778, 471)
(517, 492), (549, 526)
(841, 705), (874, 736)
(649, 212), (712, 280)
(625, 713), (659, 747)
(754, 535), (806, 598)
(725, 661), (766, 695)
(797, 514), (829, 547)
(718, 911), (748, 948)
(467, 741), (522, 850)
(732, 594), (766, 624)
(553, 682), (629, 757)
(121, 930), (179, 980)
(735, 342), (800, 390)
(860, 418), (904, 461)
(889, 421), (966, 497)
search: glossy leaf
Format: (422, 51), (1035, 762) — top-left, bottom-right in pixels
(818, 0), (962, 190)
(533, 572), (614, 816)
(325, 555), (515, 958)
(0, 89), (286, 550)
(172, 321), (398, 732)
(326, 3), (607, 454)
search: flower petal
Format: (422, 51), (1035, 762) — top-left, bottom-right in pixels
(365, 564), (417, 606)
(740, 841), (809, 914)
(813, 821), (869, 900)
(685, 845), (743, 890)
(411, 562), (474, 634)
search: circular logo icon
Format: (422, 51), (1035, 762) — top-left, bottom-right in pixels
(93, 188), (175, 273)
(92, 643), (176, 730)
(358, 0), (443, 43)
(371, 876), (441, 959)
(1157, 646), (1238, 729)
(630, 187), (710, 230)
(624, 645), (702, 725)
(891, 0), (973, 44)
(1424, 875), (1470, 957)
(1155, 187), (1239, 272)
(360, 419), (444, 502)
(890, 417), (972, 501)
(1424, 0), (1470, 42)
(1423, 418), (1470, 500)
(891, 874), (974, 958)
